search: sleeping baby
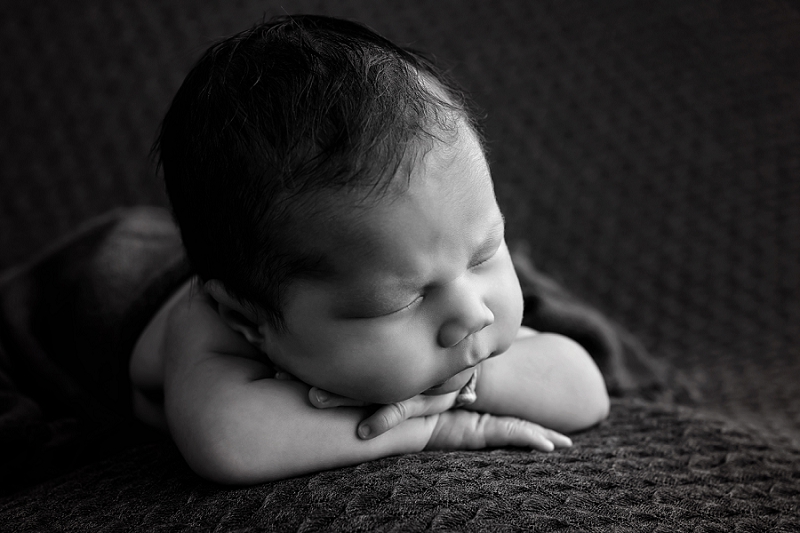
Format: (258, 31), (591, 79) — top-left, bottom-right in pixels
(129, 14), (609, 484)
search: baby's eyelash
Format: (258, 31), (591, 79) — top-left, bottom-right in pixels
(391, 295), (423, 314)
(471, 256), (491, 268)
(469, 230), (504, 269)
(347, 295), (421, 320)
(355, 295), (423, 320)
(470, 248), (498, 269)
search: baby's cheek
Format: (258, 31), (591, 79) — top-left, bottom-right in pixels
(332, 322), (436, 402)
(494, 265), (525, 348)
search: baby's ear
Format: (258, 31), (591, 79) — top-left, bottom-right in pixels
(204, 279), (265, 346)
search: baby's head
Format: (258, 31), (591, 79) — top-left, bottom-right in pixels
(158, 15), (523, 403)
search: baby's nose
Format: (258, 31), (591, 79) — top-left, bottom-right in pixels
(437, 300), (494, 348)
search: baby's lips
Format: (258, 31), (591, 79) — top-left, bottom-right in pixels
(426, 380), (447, 391)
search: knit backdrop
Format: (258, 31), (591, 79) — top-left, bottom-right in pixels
(0, 1), (798, 531)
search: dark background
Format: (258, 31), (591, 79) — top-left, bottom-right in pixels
(1, 0), (798, 444)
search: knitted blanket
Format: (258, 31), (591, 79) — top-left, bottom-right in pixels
(2, 401), (798, 531)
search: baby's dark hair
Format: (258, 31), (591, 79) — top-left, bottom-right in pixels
(156, 14), (480, 328)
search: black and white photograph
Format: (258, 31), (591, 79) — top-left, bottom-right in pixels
(1, 1), (798, 531)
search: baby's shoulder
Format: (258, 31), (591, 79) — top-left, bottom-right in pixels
(161, 281), (264, 363)
(131, 278), (267, 392)
(130, 279), (195, 392)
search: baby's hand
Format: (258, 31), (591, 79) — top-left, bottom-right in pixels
(426, 410), (572, 453)
(308, 387), (459, 439)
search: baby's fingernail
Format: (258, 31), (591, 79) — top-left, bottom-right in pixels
(358, 424), (372, 439)
(564, 437), (573, 446)
(315, 390), (329, 404)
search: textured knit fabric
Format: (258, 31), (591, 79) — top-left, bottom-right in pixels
(2, 400), (798, 532)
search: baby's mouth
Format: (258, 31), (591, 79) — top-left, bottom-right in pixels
(423, 346), (500, 395)
(426, 380), (448, 391)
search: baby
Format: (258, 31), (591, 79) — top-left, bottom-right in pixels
(130, 14), (609, 484)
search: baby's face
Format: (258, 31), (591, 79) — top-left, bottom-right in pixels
(260, 126), (523, 403)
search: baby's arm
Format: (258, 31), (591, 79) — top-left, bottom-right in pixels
(162, 293), (435, 484)
(310, 328), (606, 445)
(162, 294), (563, 485)
(469, 331), (610, 434)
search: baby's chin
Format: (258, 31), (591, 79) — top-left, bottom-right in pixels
(422, 367), (476, 396)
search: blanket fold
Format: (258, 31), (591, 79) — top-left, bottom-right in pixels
(0, 207), (191, 493)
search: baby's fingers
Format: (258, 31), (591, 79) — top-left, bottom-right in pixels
(549, 429), (573, 448)
(358, 392), (457, 440)
(527, 427), (572, 452)
(308, 387), (369, 409)
(484, 416), (572, 452)
(358, 402), (411, 439)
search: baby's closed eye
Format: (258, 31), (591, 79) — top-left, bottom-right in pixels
(351, 294), (423, 319)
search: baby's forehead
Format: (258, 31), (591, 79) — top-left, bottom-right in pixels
(295, 124), (492, 273)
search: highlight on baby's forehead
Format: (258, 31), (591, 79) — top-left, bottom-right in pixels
(287, 118), (498, 283)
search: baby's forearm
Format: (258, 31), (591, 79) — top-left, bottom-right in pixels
(166, 375), (436, 485)
(470, 333), (609, 433)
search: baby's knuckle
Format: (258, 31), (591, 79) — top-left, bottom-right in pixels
(378, 403), (406, 428)
(394, 401), (409, 420)
(497, 418), (519, 439)
(474, 412), (492, 431)
(500, 418), (520, 437)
